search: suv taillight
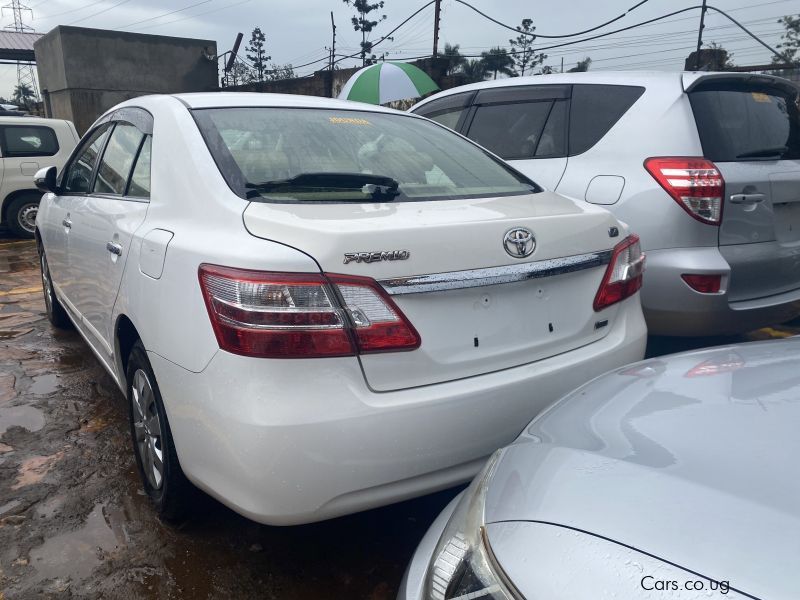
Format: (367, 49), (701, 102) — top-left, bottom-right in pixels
(594, 234), (645, 312)
(198, 265), (420, 358)
(644, 157), (724, 225)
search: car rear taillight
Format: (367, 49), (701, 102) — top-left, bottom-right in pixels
(644, 157), (724, 225)
(681, 273), (722, 294)
(198, 265), (420, 358)
(594, 234), (645, 312)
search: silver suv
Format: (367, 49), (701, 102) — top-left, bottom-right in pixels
(411, 72), (800, 336)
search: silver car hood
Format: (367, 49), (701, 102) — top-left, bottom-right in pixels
(485, 338), (800, 600)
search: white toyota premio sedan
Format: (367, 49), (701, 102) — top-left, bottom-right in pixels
(34, 93), (646, 525)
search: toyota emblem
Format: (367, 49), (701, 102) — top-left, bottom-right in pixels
(503, 227), (535, 258)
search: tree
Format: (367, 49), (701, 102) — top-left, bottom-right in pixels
(567, 57), (592, 72)
(508, 18), (546, 76)
(774, 14), (800, 64)
(443, 43), (467, 76)
(225, 60), (253, 86)
(481, 47), (514, 80)
(246, 27), (271, 82)
(12, 84), (34, 110)
(268, 63), (295, 80)
(344, 0), (387, 66)
(461, 59), (487, 83)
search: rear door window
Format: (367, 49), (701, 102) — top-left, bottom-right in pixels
(689, 84), (800, 161)
(94, 123), (145, 195)
(466, 85), (570, 160)
(1, 125), (59, 157)
(127, 136), (152, 198)
(568, 84), (644, 155)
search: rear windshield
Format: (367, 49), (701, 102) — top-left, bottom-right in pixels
(192, 107), (538, 202)
(689, 84), (800, 162)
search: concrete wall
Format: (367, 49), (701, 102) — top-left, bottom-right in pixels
(35, 26), (218, 133)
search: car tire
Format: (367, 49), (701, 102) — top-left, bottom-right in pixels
(39, 246), (73, 329)
(7, 194), (40, 239)
(127, 341), (194, 522)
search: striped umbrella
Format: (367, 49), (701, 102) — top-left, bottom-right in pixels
(338, 62), (439, 105)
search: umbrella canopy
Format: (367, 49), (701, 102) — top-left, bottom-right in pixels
(338, 62), (439, 105)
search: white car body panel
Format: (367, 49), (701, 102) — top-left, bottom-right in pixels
(36, 93), (647, 524)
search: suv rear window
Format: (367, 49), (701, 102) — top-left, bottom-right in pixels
(689, 84), (800, 162)
(193, 107), (538, 202)
(1, 125), (59, 157)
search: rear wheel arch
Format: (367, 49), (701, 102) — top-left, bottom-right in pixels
(116, 314), (142, 385)
(2, 188), (41, 220)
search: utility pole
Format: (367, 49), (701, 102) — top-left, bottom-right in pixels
(694, 0), (708, 71)
(1, 0), (39, 105)
(560, 57), (564, 73)
(432, 0), (441, 57)
(328, 11), (336, 98)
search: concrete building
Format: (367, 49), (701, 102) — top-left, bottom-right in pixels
(35, 26), (218, 133)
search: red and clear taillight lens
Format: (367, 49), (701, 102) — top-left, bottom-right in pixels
(594, 234), (645, 312)
(644, 157), (724, 225)
(198, 265), (420, 358)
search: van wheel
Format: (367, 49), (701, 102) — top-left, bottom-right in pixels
(7, 194), (39, 238)
(127, 341), (194, 522)
(39, 247), (72, 329)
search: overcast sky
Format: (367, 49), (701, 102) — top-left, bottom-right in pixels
(0, 0), (795, 99)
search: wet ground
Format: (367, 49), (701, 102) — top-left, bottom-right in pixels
(0, 233), (797, 599)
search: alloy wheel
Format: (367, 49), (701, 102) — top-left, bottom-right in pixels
(131, 369), (164, 490)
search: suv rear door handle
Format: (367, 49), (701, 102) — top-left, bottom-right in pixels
(106, 242), (123, 256)
(729, 193), (765, 204)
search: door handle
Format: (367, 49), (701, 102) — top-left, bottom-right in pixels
(729, 193), (765, 204)
(106, 242), (123, 256)
(62, 218), (72, 228)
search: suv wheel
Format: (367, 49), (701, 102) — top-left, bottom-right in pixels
(7, 194), (40, 238)
(39, 247), (73, 329)
(127, 341), (194, 522)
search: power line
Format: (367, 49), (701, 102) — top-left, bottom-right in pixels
(34, 0), (109, 22)
(452, 0), (654, 39)
(136, 0), (253, 31)
(116, 0), (214, 29)
(66, 0), (134, 26)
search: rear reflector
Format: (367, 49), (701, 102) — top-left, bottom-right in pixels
(198, 265), (420, 358)
(594, 234), (645, 312)
(644, 157), (724, 225)
(681, 273), (722, 294)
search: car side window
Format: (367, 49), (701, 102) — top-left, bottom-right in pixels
(568, 84), (645, 156)
(1, 125), (59, 157)
(63, 124), (112, 194)
(127, 135), (152, 198)
(467, 101), (554, 160)
(412, 93), (473, 131)
(93, 123), (145, 196)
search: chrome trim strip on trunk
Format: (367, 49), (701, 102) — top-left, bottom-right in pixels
(379, 250), (613, 295)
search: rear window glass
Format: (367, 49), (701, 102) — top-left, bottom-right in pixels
(193, 107), (538, 202)
(568, 84), (644, 155)
(689, 85), (800, 161)
(2, 125), (59, 157)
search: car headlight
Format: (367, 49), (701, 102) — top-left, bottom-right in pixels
(424, 451), (520, 600)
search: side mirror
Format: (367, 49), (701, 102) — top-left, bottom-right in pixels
(34, 166), (58, 194)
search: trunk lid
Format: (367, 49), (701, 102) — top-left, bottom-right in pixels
(686, 74), (800, 302)
(244, 192), (623, 391)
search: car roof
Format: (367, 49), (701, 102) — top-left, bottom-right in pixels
(411, 70), (797, 110)
(169, 92), (403, 114)
(0, 115), (72, 126)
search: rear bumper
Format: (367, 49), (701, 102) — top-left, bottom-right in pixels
(641, 247), (800, 336)
(149, 297), (646, 525)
